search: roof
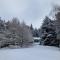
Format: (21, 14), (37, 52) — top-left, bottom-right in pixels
(33, 37), (41, 40)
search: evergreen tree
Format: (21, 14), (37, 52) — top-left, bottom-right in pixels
(40, 16), (58, 47)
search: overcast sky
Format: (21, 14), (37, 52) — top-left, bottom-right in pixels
(0, 0), (60, 28)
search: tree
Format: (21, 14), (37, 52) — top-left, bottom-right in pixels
(40, 16), (57, 46)
(30, 24), (34, 30)
(20, 21), (33, 47)
(41, 16), (52, 34)
(0, 18), (33, 48)
(33, 28), (39, 37)
(53, 5), (60, 47)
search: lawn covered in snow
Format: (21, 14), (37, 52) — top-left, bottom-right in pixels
(0, 45), (60, 60)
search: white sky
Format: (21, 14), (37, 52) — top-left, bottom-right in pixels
(0, 0), (60, 28)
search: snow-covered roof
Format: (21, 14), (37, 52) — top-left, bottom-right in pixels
(33, 37), (41, 40)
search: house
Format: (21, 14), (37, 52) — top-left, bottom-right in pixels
(33, 37), (41, 42)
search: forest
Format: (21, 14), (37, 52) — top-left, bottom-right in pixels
(0, 5), (60, 48)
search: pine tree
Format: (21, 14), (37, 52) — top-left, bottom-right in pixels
(40, 16), (58, 47)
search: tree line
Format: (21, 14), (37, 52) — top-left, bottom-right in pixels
(0, 5), (60, 48)
(0, 18), (33, 48)
(40, 5), (60, 47)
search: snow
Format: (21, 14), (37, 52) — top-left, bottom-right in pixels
(0, 45), (60, 60)
(33, 37), (41, 40)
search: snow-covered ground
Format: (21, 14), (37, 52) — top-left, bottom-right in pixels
(0, 45), (60, 60)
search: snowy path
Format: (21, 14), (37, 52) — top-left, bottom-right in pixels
(0, 45), (60, 60)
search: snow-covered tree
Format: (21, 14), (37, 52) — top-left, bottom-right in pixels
(0, 18), (33, 48)
(53, 5), (60, 47)
(40, 16), (58, 47)
(20, 21), (33, 47)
